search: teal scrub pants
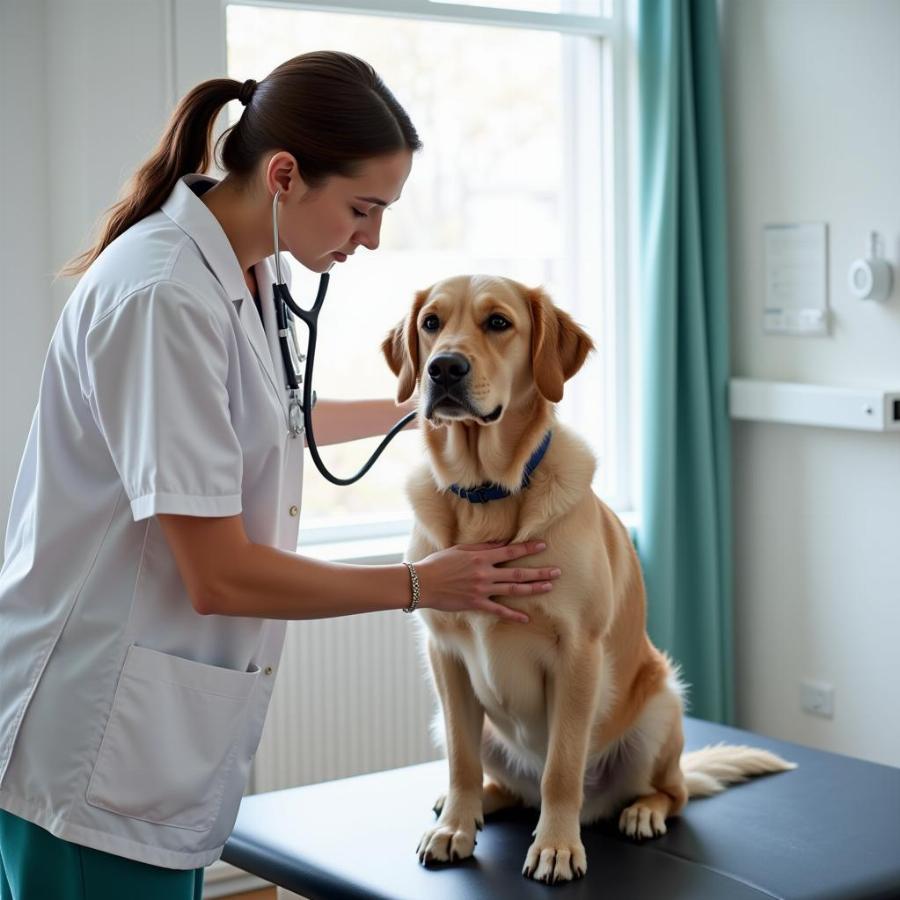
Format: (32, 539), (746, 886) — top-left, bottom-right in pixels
(0, 810), (203, 899)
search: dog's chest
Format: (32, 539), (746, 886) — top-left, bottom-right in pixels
(452, 501), (523, 546)
(438, 616), (555, 751)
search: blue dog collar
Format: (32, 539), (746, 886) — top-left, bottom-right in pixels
(448, 431), (552, 504)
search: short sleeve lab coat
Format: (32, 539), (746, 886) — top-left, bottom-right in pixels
(0, 175), (304, 869)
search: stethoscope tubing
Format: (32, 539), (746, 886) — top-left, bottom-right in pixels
(271, 190), (416, 486)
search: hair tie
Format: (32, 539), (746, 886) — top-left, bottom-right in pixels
(238, 78), (258, 107)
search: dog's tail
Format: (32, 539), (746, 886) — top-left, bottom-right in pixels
(680, 742), (796, 798)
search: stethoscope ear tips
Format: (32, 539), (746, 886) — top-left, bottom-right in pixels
(271, 190), (285, 285)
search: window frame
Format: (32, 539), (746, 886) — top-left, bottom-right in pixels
(172, 0), (639, 548)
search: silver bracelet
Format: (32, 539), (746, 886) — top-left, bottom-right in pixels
(402, 561), (420, 614)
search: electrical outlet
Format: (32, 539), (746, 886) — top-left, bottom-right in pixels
(801, 680), (834, 719)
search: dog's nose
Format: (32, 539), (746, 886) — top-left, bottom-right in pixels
(427, 352), (471, 386)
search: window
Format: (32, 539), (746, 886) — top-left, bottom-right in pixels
(217, 0), (634, 542)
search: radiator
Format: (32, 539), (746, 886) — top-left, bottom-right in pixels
(251, 611), (443, 794)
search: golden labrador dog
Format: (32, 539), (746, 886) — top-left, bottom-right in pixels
(382, 275), (794, 884)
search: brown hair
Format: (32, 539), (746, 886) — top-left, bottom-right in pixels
(61, 51), (422, 277)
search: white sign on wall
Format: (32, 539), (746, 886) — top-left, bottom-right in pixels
(763, 222), (829, 336)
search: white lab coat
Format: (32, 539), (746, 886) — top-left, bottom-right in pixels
(0, 174), (304, 868)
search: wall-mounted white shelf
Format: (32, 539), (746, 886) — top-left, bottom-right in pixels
(729, 378), (900, 432)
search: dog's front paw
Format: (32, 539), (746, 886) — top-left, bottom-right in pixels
(522, 833), (587, 883)
(417, 795), (483, 866)
(618, 801), (667, 840)
(417, 818), (479, 865)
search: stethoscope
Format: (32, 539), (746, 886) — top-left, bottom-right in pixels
(270, 189), (416, 485)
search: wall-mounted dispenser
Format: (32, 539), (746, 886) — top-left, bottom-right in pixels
(848, 232), (893, 301)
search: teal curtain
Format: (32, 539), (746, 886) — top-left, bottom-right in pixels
(636, 0), (733, 723)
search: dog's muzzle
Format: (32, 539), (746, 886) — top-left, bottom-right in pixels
(424, 353), (502, 423)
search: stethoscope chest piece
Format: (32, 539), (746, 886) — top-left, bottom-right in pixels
(288, 392), (304, 438)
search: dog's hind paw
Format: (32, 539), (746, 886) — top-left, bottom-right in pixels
(618, 801), (668, 840)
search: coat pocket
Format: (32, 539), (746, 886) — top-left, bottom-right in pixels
(86, 644), (259, 831)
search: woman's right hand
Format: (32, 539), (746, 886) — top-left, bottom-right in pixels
(413, 541), (561, 624)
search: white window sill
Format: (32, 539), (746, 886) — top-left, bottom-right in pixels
(300, 531), (409, 564)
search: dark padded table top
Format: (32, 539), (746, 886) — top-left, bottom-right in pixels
(223, 718), (900, 900)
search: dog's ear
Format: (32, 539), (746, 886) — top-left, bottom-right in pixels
(528, 287), (594, 403)
(381, 289), (429, 403)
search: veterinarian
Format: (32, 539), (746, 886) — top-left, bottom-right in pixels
(0, 52), (561, 899)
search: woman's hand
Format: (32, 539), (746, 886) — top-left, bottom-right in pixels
(414, 541), (560, 624)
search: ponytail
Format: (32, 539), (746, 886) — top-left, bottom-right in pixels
(60, 52), (421, 278)
(60, 78), (244, 277)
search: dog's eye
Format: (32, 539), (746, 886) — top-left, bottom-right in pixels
(422, 314), (441, 332)
(487, 315), (511, 331)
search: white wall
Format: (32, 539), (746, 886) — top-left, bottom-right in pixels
(0, 0), (50, 535)
(42, 0), (178, 316)
(723, 0), (900, 766)
(0, 0), (178, 554)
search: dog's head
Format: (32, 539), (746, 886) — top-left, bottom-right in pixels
(382, 275), (594, 425)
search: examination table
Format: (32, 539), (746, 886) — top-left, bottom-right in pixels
(222, 717), (900, 899)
